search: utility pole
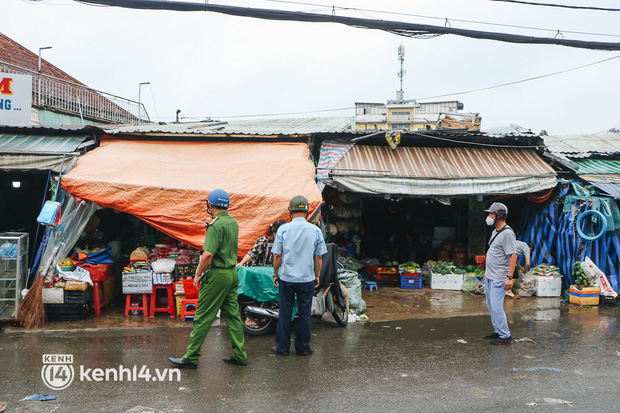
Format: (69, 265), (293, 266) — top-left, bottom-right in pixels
(396, 44), (406, 102)
(138, 82), (150, 123)
(38, 46), (52, 106)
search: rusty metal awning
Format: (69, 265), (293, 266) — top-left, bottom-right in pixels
(330, 145), (557, 196)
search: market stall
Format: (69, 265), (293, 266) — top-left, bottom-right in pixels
(317, 137), (558, 289)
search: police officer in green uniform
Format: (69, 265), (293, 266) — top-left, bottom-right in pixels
(169, 189), (248, 368)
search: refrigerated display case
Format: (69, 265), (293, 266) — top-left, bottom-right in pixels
(0, 232), (29, 321)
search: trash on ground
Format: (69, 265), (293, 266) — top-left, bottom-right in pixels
(457, 339), (468, 344)
(24, 395), (57, 401)
(348, 313), (361, 323)
(523, 367), (563, 372)
(543, 398), (574, 407)
(516, 337), (536, 344)
(590, 345), (601, 349)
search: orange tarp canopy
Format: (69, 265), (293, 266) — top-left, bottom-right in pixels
(61, 137), (322, 256)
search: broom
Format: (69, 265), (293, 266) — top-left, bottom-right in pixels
(17, 275), (45, 329)
(16, 243), (61, 329)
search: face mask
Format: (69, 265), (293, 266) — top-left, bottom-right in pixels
(207, 203), (213, 217)
(486, 216), (495, 226)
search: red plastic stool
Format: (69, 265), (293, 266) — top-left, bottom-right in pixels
(150, 284), (175, 317)
(180, 279), (200, 321)
(180, 298), (199, 320)
(124, 293), (150, 316)
(92, 281), (106, 315)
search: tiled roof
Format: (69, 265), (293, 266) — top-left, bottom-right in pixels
(0, 32), (85, 85)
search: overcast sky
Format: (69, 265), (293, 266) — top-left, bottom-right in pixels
(5, 0), (620, 134)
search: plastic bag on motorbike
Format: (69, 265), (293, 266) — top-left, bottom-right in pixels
(338, 269), (366, 314)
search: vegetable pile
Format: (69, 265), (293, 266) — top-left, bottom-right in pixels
(572, 261), (593, 287)
(531, 263), (562, 277)
(464, 265), (484, 277)
(399, 261), (420, 273)
(432, 261), (464, 275)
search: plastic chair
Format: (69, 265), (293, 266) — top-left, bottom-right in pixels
(125, 293), (150, 316)
(364, 281), (378, 292)
(150, 284), (175, 317)
(180, 279), (200, 321)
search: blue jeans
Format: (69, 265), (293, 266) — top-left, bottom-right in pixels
(276, 280), (315, 354)
(485, 278), (511, 339)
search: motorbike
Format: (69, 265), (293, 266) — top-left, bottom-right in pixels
(238, 243), (348, 336)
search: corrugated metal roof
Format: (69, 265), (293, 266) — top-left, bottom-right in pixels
(574, 159), (620, 174)
(543, 132), (620, 158)
(0, 134), (91, 154)
(579, 174), (620, 184)
(104, 117), (354, 136)
(590, 183), (620, 199)
(483, 124), (537, 138)
(332, 146), (556, 179)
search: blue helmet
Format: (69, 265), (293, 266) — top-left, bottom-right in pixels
(207, 189), (230, 208)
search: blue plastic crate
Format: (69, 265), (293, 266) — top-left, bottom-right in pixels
(400, 275), (422, 289)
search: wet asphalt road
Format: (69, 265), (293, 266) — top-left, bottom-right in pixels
(1, 306), (619, 413)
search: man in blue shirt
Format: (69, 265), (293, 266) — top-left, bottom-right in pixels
(272, 195), (327, 356)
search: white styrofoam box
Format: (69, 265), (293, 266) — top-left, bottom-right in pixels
(42, 287), (64, 303)
(431, 273), (464, 290)
(534, 276), (562, 297)
(122, 272), (153, 294)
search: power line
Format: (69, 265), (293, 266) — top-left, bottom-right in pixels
(490, 0), (620, 12)
(171, 53), (620, 120)
(262, 0), (620, 38)
(417, 54), (620, 101)
(75, 0), (620, 50)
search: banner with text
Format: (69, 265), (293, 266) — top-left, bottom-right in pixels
(0, 73), (32, 126)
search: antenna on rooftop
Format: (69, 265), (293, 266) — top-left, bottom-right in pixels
(396, 44), (406, 102)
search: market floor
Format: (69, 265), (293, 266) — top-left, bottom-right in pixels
(1, 303), (619, 412)
(3, 287), (557, 332)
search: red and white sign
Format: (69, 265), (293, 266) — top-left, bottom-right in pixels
(0, 73), (32, 126)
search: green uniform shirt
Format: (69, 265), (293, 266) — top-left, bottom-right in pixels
(203, 211), (239, 269)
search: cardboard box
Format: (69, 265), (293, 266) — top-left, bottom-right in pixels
(534, 276), (562, 297)
(431, 273), (464, 290)
(122, 272), (153, 294)
(569, 285), (600, 306)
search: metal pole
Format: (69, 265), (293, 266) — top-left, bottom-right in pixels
(38, 46), (52, 106)
(138, 82), (150, 123)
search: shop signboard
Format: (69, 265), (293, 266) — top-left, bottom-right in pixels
(0, 73), (32, 126)
(122, 271), (153, 294)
